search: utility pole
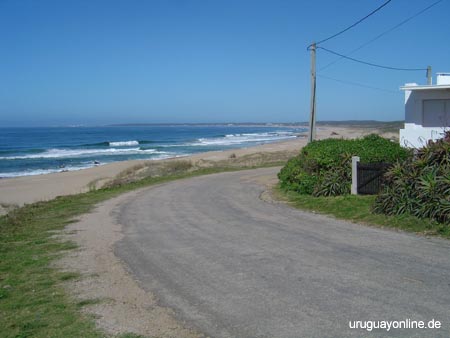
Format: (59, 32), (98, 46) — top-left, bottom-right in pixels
(426, 65), (432, 85)
(308, 42), (317, 143)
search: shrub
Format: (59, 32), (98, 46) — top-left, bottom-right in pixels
(278, 134), (410, 196)
(373, 131), (450, 224)
(313, 163), (351, 196)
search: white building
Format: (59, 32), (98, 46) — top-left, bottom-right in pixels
(399, 73), (450, 148)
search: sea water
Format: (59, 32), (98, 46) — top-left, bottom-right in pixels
(0, 125), (305, 178)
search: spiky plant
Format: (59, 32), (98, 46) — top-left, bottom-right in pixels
(374, 131), (450, 224)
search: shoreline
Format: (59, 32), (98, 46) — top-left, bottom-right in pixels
(0, 124), (306, 180)
(0, 125), (392, 211)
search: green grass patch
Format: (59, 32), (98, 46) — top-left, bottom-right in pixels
(0, 165), (275, 338)
(278, 188), (450, 238)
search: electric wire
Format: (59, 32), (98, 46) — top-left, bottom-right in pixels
(319, 0), (445, 71)
(307, 0), (393, 49)
(317, 74), (400, 94)
(317, 46), (427, 71)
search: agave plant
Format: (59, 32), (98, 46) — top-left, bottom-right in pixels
(374, 131), (450, 224)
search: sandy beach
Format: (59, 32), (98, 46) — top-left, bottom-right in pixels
(0, 126), (386, 212)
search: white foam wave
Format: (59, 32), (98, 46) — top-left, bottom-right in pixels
(109, 140), (139, 146)
(0, 147), (165, 160)
(192, 131), (297, 146)
(0, 164), (94, 178)
(0, 154), (183, 178)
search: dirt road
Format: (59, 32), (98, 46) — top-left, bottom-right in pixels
(114, 167), (450, 337)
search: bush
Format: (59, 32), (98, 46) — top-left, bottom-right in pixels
(278, 134), (410, 196)
(278, 156), (317, 194)
(314, 164), (351, 196)
(373, 132), (450, 224)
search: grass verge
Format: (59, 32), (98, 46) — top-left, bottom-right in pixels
(0, 165), (269, 338)
(277, 188), (450, 239)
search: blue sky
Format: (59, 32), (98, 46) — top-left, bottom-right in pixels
(0, 0), (449, 126)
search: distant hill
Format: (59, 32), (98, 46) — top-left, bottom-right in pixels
(315, 120), (403, 127)
(109, 120), (404, 128)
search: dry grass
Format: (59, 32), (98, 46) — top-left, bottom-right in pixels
(105, 160), (195, 187)
(107, 151), (296, 188)
(195, 151), (297, 169)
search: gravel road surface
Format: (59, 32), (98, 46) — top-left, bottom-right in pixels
(115, 167), (450, 337)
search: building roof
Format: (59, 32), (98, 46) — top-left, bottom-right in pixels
(400, 84), (450, 91)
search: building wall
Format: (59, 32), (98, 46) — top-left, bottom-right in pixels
(400, 88), (450, 148)
(400, 126), (446, 148)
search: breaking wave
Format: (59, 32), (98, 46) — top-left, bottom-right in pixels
(108, 140), (139, 146)
(191, 131), (297, 146)
(0, 164), (94, 178)
(80, 140), (155, 147)
(0, 147), (166, 160)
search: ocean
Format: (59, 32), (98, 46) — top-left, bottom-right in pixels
(0, 125), (305, 178)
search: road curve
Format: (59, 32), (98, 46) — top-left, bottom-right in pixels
(115, 167), (450, 338)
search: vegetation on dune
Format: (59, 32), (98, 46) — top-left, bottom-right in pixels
(278, 134), (409, 196)
(107, 151), (294, 187)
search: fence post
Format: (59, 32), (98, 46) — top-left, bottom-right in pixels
(351, 156), (360, 195)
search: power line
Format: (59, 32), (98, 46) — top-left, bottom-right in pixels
(317, 74), (400, 94)
(317, 46), (427, 71)
(319, 0), (445, 71)
(308, 0), (393, 49)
